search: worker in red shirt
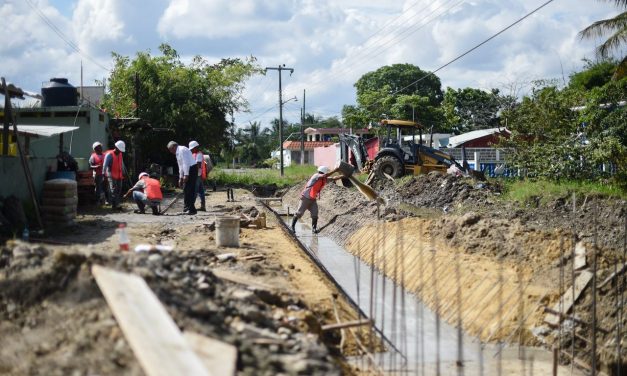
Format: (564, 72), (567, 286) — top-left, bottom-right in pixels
(123, 172), (163, 215)
(89, 141), (107, 205)
(291, 165), (343, 234)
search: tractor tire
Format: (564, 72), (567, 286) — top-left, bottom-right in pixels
(373, 156), (403, 181)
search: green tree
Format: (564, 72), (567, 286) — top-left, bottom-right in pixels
(502, 85), (584, 180)
(569, 59), (619, 90)
(102, 44), (261, 162)
(343, 64), (444, 129)
(579, 0), (627, 78)
(442, 87), (509, 133)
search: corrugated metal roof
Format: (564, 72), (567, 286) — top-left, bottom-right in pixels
(447, 128), (509, 148)
(15, 125), (79, 137)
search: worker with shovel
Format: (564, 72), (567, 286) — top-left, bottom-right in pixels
(291, 165), (344, 234)
(123, 172), (163, 215)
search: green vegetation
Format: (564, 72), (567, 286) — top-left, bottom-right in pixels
(212, 165), (317, 187)
(502, 179), (627, 204)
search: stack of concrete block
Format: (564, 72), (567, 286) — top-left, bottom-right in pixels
(41, 179), (78, 225)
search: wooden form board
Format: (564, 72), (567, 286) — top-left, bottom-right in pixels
(184, 331), (237, 376)
(92, 265), (211, 376)
(545, 270), (593, 326)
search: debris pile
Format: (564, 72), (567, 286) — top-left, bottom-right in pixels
(0, 240), (340, 375)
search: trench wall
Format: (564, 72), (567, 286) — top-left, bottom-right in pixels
(345, 218), (561, 343)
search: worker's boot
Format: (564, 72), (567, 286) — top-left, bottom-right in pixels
(151, 206), (160, 216)
(290, 217), (298, 233)
(311, 218), (319, 234)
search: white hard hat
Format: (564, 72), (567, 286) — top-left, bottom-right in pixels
(114, 140), (126, 153)
(92, 141), (102, 150)
(138, 172), (149, 179)
(317, 166), (330, 174)
(189, 140), (200, 149)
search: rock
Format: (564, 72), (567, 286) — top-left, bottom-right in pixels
(147, 253), (163, 264)
(458, 212), (481, 227)
(12, 245), (30, 258)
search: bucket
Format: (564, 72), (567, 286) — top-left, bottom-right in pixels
(215, 216), (240, 247)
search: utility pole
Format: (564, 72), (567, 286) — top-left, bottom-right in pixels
(265, 65), (294, 176)
(300, 89), (305, 165)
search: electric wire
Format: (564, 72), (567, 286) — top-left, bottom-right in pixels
(24, 0), (111, 72)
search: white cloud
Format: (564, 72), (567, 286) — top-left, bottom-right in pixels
(1, 0), (621, 127)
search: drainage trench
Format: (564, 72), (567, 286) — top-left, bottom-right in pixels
(264, 199), (480, 373)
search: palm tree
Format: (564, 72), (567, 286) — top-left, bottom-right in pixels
(579, 0), (627, 78)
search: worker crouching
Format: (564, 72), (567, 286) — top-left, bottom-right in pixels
(124, 172), (163, 215)
(291, 165), (344, 234)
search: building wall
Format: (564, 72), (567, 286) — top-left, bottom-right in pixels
(0, 156), (57, 201)
(15, 106), (108, 161)
(314, 144), (339, 168)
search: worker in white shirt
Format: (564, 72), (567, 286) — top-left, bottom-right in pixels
(167, 141), (197, 215)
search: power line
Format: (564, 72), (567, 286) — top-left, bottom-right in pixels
(283, 0), (464, 100)
(24, 0), (111, 72)
(376, 0), (557, 108)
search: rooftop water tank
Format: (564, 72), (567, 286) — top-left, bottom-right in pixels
(42, 78), (78, 107)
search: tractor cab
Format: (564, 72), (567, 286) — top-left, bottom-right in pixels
(372, 119), (456, 179)
(379, 119), (422, 164)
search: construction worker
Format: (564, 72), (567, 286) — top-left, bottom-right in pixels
(189, 140), (207, 211)
(89, 141), (107, 205)
(291, 165), (343, 234)
(123, 172), (162, 215)
(103, 140), (126, 211)
(167, 141), (197, 215)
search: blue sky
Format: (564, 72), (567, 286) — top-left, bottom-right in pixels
(1, 0), (621, 128)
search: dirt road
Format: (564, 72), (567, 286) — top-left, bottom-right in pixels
(0, 188), (364, 375)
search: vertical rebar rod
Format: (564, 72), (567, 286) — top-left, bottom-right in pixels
(620, 212), (626, 376)
(431, 239), (441, 376)
(559, 237), (565, 366)
(571, 193), (576, 375)
(616, 244), (621, 376)
(497, 258), (503, 376)
(455, 249), (464, 375)
(419, 222), (425, 376)
(592, 205), (598, 375)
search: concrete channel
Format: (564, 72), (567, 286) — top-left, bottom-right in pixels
(271, 208), (582, 375)
(292, 219), (476, 374)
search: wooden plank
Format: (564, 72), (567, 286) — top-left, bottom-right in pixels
(545, 270), (593, 326)
(92, 265), (210, 376)
(321, 319), (373, 332)
(574, 242), (587, 270)
(184, 331), (237, 376)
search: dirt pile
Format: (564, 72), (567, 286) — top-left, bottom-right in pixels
(0, 240), (340, 376)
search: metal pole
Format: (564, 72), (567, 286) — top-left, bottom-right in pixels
(278, 67), (284, 176)
(301, 89), (305, 165)
(2, 81), (9, 155)
(265, 65), (294, 177)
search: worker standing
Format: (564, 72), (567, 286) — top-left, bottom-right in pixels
(89, 141), (107, 205)
(189, 140), (207, 212)
(103, 140), (126, 211)
(291, 166), (343, 234)
(167, 141), (197, 215)
(123, 172), (163, 215)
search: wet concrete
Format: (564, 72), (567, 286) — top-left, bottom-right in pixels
(288, 217), (584, 375)
(292, 219), (477, 372)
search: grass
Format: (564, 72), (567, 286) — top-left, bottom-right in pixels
(502, 179), (627, 204)
(212, 165), (317, 187)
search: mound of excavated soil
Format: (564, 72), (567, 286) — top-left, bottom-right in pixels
(0, 240), (340, 376)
